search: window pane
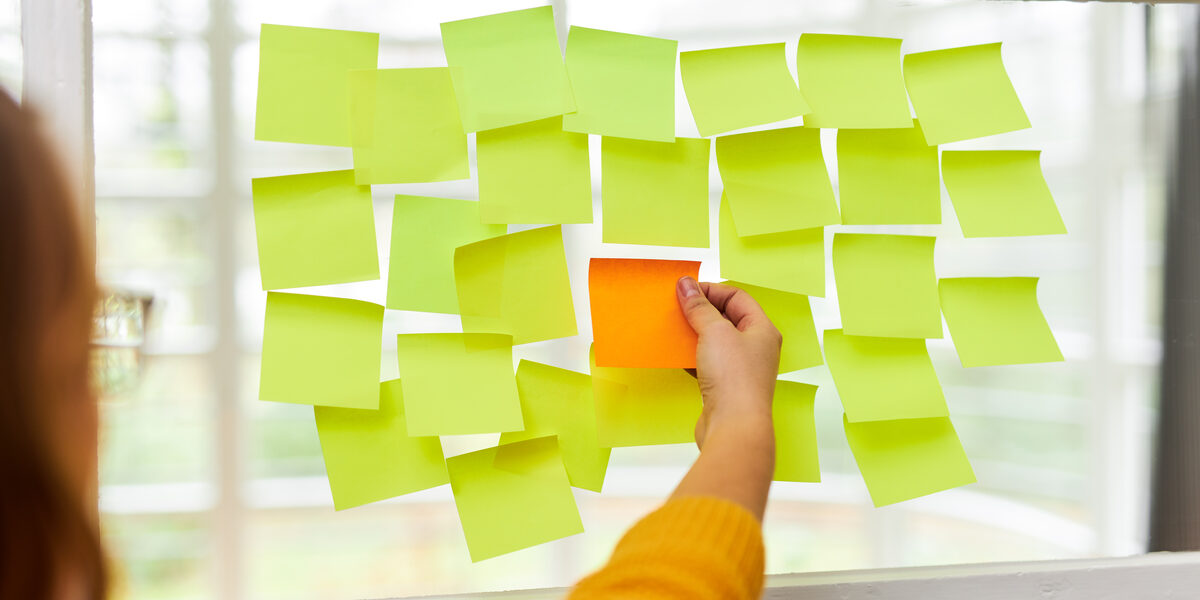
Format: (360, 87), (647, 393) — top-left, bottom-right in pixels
(94, 0), (209, 36)
(103, 513), (212, 600)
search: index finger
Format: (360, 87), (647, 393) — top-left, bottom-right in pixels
(698, 281), (772, 331)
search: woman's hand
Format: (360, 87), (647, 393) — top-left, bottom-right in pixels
(675, 277), (781, 449)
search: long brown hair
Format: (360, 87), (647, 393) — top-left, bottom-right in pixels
(0, 89), (108, 597)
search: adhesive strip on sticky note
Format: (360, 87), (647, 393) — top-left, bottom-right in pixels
(795, 34), (912, 129)
(725, 282), (822, 373)
(454, 225), (578, 345)
(563, 26), (677, 142)
(255, 24), (379, 146)
(939, 277), (1063, 367)
(396, 333), (523, 436)
(252, 170), (379, 291)
(903, 43), (1030, 145)
(773, 381), (821, 483)
(716, 126), (839, 236)
(447, 436), (583, 562)
(719, 197), (824, 297)
(259, 292), (383, 410)
(440, 6), (575, 133)
(386, 195), (505, 314)
(477, 116), (592, 224)
(590, 348), (701, 447)
(315, 379), (448, 511)
(680, 43), (810, 137)
(498, 361), (611, 492)
(836, 121), (940, 225)
(348, 68), (468, 185)
(941, 150), (1066, 238)
(823, 329), (948, 423)
(832, 233), (941, 339)
(590, 258), (700, 369)
(601, 137), (710, 248)
(844, 415), (976, 507)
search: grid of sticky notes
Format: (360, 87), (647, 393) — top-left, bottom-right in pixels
(251, 9), (1067, 561)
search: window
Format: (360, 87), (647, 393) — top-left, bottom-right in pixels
(90, 1), (1185, 598)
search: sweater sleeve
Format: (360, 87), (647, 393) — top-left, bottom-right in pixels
(567, 496), (765, 600)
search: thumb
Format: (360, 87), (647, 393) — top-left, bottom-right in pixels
(676, 276), (725, 334)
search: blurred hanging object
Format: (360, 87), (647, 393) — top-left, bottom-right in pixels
(1150, 7), (1200, 552)
(91, 288), (152, 398)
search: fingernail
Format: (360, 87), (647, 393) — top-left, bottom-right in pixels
(678, 276), (700, 298)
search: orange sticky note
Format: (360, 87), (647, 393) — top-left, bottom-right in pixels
(589, 258), (699, 368)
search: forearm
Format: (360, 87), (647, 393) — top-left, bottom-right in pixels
(670, 413), (775, 521)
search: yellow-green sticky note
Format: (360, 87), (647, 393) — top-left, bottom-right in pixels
(447, 436), (584, 562)
(715, 126), (839, 236)
(348, 68), (468, 184)
(499, 361), (611, 492)
(836, 120), (940, 225)
(396, 333), (523, 436)
(726, 282), (822, 373)
(941, 150), (1066, 238)
(563, 26), (677, 142)
(440, 6), (575, 133)
(315, 379), (448, 511)
(823, 329), (948, 423)
(795, 34), (912, 129)
(386, 195), (504, 314)
(833, 233), (941, 338)
(844, 415), (976, 507)
(680, 43), (811, 137)
(454, 226), (578, 345)
(477, 116), (592, 224)
(590, 348), (701, 447)
(255, 24), (379, 146)
(939, 277), (1063, 367)
(252, 170), (379, 291)
(601, 136), (710, 247)
(720, 197), (824, 297)
(773, 381), (820, 483)
(260, 292), (383, 410)
(903, 43), (1030, 145)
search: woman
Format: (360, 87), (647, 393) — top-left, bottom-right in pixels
(0, 83), (778, 598)
(569, 277), (781, 599)
(0, 90), (109, 598)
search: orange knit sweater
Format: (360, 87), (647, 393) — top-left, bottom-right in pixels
(568, 497), (765, 599)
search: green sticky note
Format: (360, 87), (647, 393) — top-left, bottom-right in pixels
(836, 121), (940, 225)
(315, 379), (448, 511)
(773, 381), (820, 483)
(386, 195), (505, 314)
(454, 226), (578, 345)
(823, 329), (948, 423)
(396, 333), (524, 436)
(939, 277), (1063, 367)
(903, 43), (1030, 145)
(260, 292), (383, 410)
(252, 170), (379, 291)
(941, 150), (1066, 238)
(726, 282), (822, 374)
(716, 126), (839, 236)
(563, 26), (677, 142)
(255, 24), (379, 146)
(601, 137), (710, 248)
(720, 197), (824, 297)
(447, 436), (584, 562)
(590, 348), (702, 447)
(833, 233), (941, 338)
(477, 116), (592, 224)
(680, 43), (811, 137)
(844, 416), (976, 507)
(499, 361), (611, 492)
(348, 68), (468, 184)
(440, 6), (575, 133)
(795, 34), (912, 129)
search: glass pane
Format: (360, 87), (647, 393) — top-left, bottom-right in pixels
(103, 513), (212, 600)
(236, 0), (549, 40)
(94, 0), (209, 36)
